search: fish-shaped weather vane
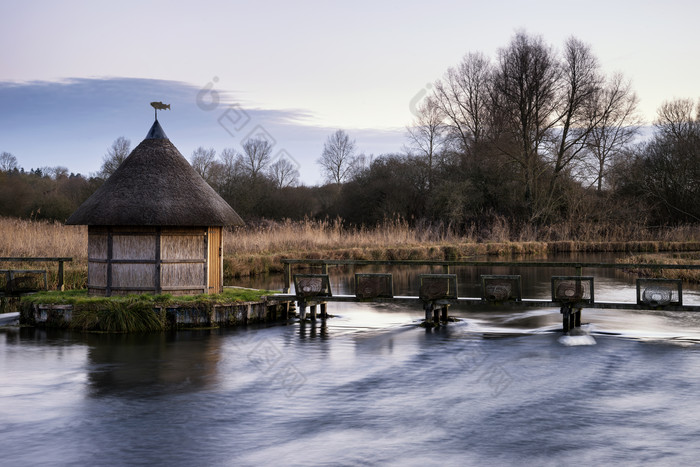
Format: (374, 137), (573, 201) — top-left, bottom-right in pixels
(150, 101), (170, 120)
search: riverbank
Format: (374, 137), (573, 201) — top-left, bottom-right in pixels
(2, 217), (700, 287)
(617, 252), (700, 282)
(12, 287), (289, 332)
(224, 240), (700, 279)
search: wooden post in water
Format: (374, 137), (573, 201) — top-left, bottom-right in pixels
(310, 304), (317, 321)
(320, 303), (327, 320)
(298, 301), (306, 320)
(441, 265), (450, 323)
(425, 303), (432, 323)
(561, 305), (571, 332)
(433, 308), (440, 325)
(575, 309), (581, 327)
(283, 262), (291, 294)
(58, 260), (65, 291)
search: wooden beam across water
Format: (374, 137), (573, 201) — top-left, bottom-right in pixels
(280, 258), (700, 269)
(274, 293), (700, 312)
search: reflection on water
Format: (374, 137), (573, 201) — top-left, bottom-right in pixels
(85, 331), (223, 397)
(298, 320), (329, 340)
(3, 253), (700, 465)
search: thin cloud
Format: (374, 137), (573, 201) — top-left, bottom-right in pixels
(0, 77), (406, 183)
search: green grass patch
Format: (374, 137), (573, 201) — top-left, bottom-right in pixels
(175, 287), (277, 304)
(22, 287), (276, 307)
(20, 287), (278, 332)
(70, 300), (166, 332)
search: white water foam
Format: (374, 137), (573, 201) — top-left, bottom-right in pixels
(558, 333), (597, 346)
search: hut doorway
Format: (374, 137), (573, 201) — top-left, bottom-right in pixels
(207, 226), (223, 294)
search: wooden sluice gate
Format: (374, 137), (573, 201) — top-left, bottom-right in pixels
(277, 259), (700, 332)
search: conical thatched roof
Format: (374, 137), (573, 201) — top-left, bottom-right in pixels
(66, 120), (243, 226)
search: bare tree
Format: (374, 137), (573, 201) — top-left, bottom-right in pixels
(583, 74), (640, 191)
(100, 136), (131, 178)
(241, 137), (273, 178)
(405, 98), (446, 189)
(190, 147), (217, 182)
(655, 98), (699, 141)
(40, 166), (69, 179)
(491, 31), (560, 218)
(646, 98), (700, 221)
(218, 148), (243, 182)
(487, 33), (640, 221)
(547, 37), (602, 182)
(0, 152), (18, 172)
(431, 52), (492, 154)
(268, 158), (300, 188)
(348, 152), (372, 180)
(318, 129), (357, 184)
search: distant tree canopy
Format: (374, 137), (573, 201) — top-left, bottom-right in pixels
(617, 98), (700, 224)
(415, 32), (644, 225)
(0, 162), (100, 220)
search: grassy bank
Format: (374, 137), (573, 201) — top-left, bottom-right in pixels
(2, 217), (699, 286)
(221, 219), (700, 278)
(223, 239), (700, 278)
(616, 252), (700, 283)
(19, 287), (277, 332)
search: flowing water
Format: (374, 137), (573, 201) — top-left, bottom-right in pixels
(3, 254), (700, 466)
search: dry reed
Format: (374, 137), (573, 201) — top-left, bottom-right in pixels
(1, 216), (699, 283)
(224, 217), (466, 256)
(617, 253), (700, 282)
(0, 216), (87, 258)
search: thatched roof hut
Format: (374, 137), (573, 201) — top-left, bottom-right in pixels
(67, 119), (243, 296)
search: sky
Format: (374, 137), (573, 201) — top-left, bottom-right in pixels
(1, 0), (699, 185)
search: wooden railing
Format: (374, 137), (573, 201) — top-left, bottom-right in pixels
(280, 258), (700, 294)
(0, 257), (73, 291)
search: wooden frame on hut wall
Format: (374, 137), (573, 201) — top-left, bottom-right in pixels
(87, 225), (213, 296)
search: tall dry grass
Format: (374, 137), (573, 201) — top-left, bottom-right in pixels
(0, 217), (87, 259)
(616, 252), (700, 282)
(225, 217), (467, 256)
(1, 216), (699, 283)
(222, 217), (700, 277)
(0, 217), (88, 289)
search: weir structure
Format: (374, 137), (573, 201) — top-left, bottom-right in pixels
(277, 259), (700, 332)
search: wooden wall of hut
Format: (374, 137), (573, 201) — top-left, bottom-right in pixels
(87, 226), (223, 296)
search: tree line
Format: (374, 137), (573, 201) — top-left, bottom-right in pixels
(1, 31), (698, 232)
(318, 32), (700, 231)
(0, 153), (100, 220)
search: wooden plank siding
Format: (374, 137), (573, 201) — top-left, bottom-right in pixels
(87, 226), (215, 296)
(160, 228), (207, 295)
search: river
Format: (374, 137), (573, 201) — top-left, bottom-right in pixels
(2, 253), (700, 466)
